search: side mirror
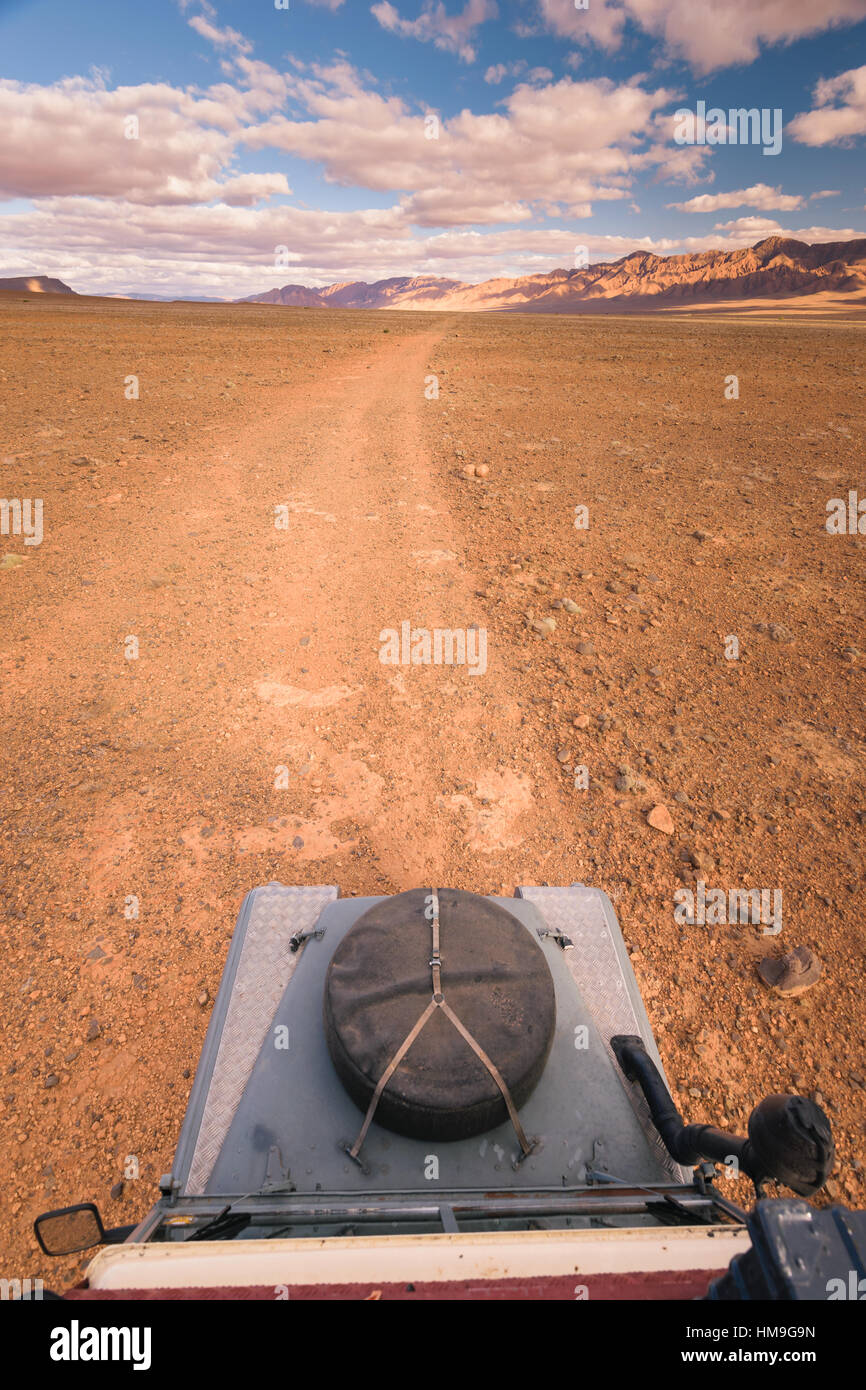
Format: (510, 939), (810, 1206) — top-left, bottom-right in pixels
(34, 1203), (106, 1256)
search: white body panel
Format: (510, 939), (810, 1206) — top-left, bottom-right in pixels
(85, 1225), (751, 1290)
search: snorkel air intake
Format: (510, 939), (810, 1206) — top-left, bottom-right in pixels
(611, 1034), (834, 1197)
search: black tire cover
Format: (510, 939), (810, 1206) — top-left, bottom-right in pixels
(324, 887), (556, 1141)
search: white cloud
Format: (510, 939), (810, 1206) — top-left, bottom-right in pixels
(371, 0), (498, 63)
(712, 215), (795, 236)
(484, 60), (550, 85)
(0, 37), (691, 229)
(788, 65), (866, 145)
(0, 76), (289, 204)
(0, 18), (706, 234)
(244, 67), (684, 224)
(485, 62), (521, 83)
(711, 216), (863, 242)
(187, 15), (253, 53)
(536, 0), (866, 75)
(668, 184), (805, 213)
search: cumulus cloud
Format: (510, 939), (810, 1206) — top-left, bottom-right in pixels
(788, 65), (866, 145)
(371, 0), (498, 63)
(536, 0), (866, 75)
(0, 32), (690, 227)
(0, 76), (290, 204)
(668, 184), (805, 213)
(711, 216), (863, 242)
(243, 67), (683, 224)
(0, 16), (704, 234)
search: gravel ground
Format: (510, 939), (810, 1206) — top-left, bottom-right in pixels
(0, 294), (863, 1290)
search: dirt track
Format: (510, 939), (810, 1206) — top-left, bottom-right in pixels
(1, 295), (864, 1288)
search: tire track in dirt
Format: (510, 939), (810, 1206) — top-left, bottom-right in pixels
(225, 324), (551, 889)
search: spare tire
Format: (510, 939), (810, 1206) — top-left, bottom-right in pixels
(324, 887), (556, 1141)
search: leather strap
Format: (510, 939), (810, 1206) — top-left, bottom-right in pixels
(438, 998), (533, 1154)
(428, 888), (443, 1000)
(348, 999), (438, 1161)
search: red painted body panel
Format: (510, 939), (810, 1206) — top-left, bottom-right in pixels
(65, 1270), (720, 1300)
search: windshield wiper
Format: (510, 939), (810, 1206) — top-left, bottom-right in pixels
(185, 1205), (252, 1242)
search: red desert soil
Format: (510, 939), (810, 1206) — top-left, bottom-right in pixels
(0, 294), (864, 1288)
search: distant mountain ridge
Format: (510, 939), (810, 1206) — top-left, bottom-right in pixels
(239, 237), (866, 313)
(242, 274), (466, 308)
(5, 238), (865, 310)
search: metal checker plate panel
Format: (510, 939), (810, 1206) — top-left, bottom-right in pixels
(185, 884), (337, 1195)
(517, 885), (689, 1183)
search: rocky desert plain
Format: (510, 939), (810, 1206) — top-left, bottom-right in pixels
(0, 265), (865, 1288)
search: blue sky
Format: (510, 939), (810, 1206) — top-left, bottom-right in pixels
(0, 0), (864, 296)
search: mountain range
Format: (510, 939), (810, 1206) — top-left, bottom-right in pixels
(3, 238), (866, 311)
(239, 237), (866, 313)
